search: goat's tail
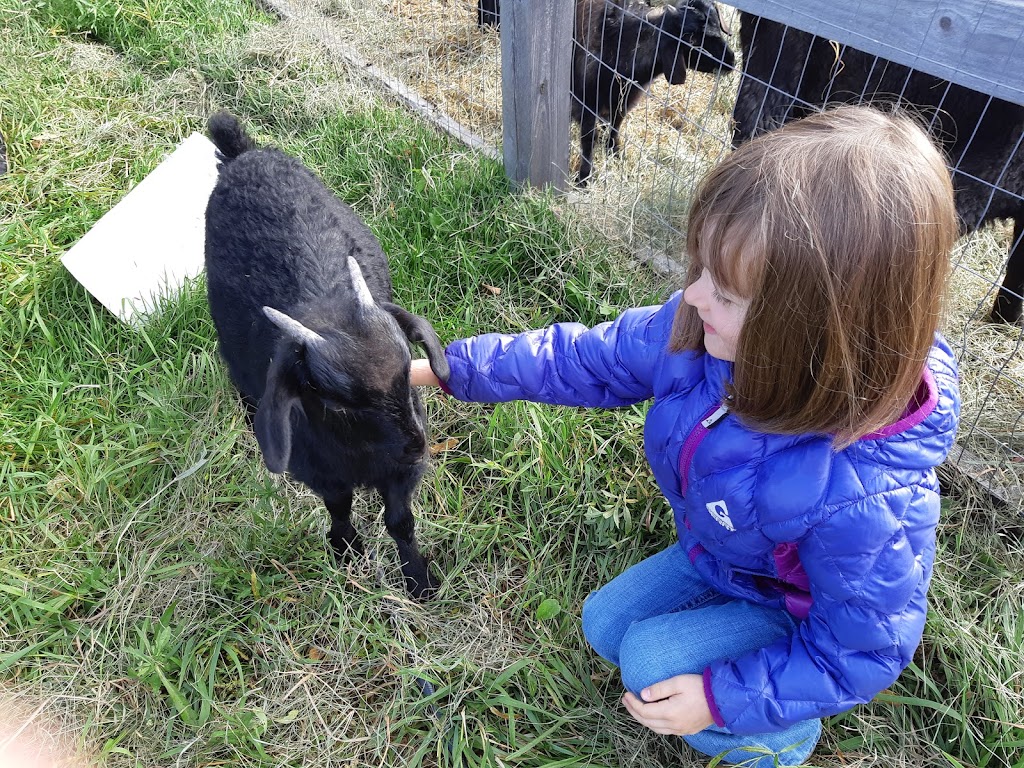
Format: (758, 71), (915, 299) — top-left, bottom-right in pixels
(207, 111), (257, 161)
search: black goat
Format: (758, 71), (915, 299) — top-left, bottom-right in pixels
(474, 0), (734, 186)
(203, 112), (450, 599)
(572, 0), (734, 185)
(732, 13), (1024, 324)
(477, 0), (499, 28)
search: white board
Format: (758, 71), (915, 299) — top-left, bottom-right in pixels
(61, 132), (220, 326)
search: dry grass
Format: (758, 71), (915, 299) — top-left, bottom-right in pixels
(946, 227), (1024, 492)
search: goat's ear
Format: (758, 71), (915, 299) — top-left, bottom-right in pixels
(254, 345), (301, 474)
(258, 307), (319, 472)
(658, 9), (691, 85)
(381, 302), (451, 383)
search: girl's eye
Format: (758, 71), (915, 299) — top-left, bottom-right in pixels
(712, 288), (733, 306)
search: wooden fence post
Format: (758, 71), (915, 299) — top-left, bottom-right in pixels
(500, 0), (574, 191)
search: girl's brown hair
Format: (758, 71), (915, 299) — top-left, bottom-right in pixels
(670, 105), (958, 447)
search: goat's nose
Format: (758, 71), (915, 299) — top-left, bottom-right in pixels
(403, 433), (426, 460)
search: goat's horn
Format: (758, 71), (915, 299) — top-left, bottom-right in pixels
(262, 306), (325, 346)
(347, 257), (375, 308)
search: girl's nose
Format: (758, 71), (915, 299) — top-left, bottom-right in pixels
(683, 283), (697, 306)
(683, 272), (708, 308)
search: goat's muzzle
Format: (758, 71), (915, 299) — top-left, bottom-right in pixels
(398, 432), (427, 464)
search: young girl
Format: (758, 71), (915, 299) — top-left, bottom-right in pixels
(411, 105), (961, 766)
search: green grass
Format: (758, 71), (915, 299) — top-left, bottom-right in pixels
(27, 0), (259, 71)
(2, 1), (1023, 766)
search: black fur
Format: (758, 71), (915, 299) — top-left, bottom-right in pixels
(732, 13), (1024, 324)
(477, 0), (499, 28)
(572, 0), (735, 185)
(204, 112), (450, 599)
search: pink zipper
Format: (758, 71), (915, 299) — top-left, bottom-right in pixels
(678, 401), (729, 496)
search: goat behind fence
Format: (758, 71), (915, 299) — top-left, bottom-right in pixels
(732, 11), (1024, 326)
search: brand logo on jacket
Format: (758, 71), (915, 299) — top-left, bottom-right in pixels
(706, 500), (735, 531)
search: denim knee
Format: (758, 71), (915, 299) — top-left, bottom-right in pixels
(581, 589), (625, 666)
(618, 620), (706, 695)
(683, 717), (821, 767)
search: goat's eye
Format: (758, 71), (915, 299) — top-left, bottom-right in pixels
(321, 395), (354, 411)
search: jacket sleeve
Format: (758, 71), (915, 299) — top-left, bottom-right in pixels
(441, 293), (682, 407)
(705, 486), (941, 734)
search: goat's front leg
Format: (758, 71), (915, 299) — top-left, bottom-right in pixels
(325, 490), (363, 560)
(988, 216), (1024, 324)
(381, 480), (439, 600)
(606, 107), (624, 157)
(577, 110), (598, 187)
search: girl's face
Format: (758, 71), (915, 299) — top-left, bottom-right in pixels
(683, 268), (749, 361)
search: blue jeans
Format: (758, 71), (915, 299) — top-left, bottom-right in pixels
(582, 542), (821, 767)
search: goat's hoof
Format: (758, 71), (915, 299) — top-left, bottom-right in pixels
(406, 568), (441, 602)
(327, 538), (364, 563)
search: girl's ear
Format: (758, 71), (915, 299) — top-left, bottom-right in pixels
(254, 345), (303, 473)
(380, 302), (451, 382)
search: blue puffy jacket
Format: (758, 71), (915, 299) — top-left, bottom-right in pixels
(442, 292), (961, 735)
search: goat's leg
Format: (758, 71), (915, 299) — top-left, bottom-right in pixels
(325, 491), (364, 560)
(988, 215), (1024, 324)
(381, 481), (439, 600)
(607, 104), (624, 157)
(577, 110), (598, 187)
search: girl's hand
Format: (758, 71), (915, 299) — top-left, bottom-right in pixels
(621, 673), (715, 736)
(410, 358), (441, 387)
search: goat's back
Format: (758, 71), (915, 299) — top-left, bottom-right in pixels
(573, 0), (649, 64)
(734, 13), (1024, 226)
(572, 0), (649, 119)
(205, 147), (392, 397)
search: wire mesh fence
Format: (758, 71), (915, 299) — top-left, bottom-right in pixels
(261, 0), (1024, 503)
(263, 0), (504, 150)
(728, 5), (1024, 504)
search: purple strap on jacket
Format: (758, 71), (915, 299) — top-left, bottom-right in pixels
(703, 667), (726, 727)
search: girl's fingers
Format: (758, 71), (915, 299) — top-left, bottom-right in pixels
(622, 692), (672, 729)
(623, 689), (709, 736)
(640, 676), (687, 702)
